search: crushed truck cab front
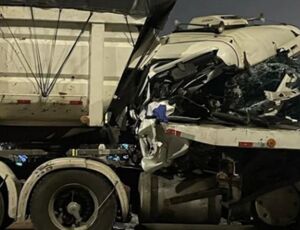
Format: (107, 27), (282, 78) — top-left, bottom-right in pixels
(135, 16), (300, 173)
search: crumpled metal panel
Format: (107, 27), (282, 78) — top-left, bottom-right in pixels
(136, 54), (300, 172)
(136, 23), (300, 173)
(138, 51), (300, 128)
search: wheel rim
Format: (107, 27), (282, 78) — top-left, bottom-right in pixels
(48, 183), (99, 230)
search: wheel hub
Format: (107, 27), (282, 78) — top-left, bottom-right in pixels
(49, 184), (99, 229)
(67, 201), (82, 223)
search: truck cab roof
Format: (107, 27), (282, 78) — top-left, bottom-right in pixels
(154, 24), (300, 68)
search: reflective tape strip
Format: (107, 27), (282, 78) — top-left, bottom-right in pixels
(166, 129), (195, 140)
(17, 100), (31, 104)
(165, 129), (181, 137)
(239, 142), (254, 148)
(69, 100), (83, 105)
(239, 141), (268, 148)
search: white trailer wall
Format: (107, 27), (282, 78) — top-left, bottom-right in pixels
(0, 6), (144, 126)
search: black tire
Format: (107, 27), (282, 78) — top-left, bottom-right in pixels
(252, 201), (299, 230)
(0, 189), (14, 229)
(30, 170), (117, 230)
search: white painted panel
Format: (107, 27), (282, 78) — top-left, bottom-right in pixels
(0, 6), (144, 126)
(89, 24), (104, 126)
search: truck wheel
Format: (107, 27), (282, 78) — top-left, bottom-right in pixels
(253, 186), (300, 229)
(30, 170), (117, 230)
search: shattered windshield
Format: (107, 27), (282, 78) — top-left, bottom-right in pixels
(225, 56), (300, 124)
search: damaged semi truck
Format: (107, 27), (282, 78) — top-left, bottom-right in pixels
(0, 0), (300, 229)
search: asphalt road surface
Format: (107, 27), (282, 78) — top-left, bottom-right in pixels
(8, 222), (32, 229)
(8, 222), (256, 230)
(139, 225), (255, 230)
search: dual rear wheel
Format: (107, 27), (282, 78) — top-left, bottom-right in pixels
(30, 170), (118, 230)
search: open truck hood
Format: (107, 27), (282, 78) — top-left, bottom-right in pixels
(107, 0), (177, 118)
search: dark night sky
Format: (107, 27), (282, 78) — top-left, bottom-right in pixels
(164, 0), (300, 33)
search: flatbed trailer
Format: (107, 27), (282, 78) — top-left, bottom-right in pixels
(165, 123), (300, 150)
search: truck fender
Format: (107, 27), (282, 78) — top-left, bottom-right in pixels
(0, 161), (19, 219)
(17, 158), (129, 221)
